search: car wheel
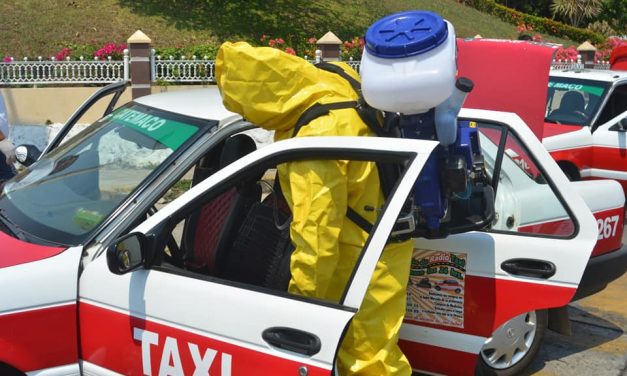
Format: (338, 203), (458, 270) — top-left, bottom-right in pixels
(476, 310), (547, 376)
(0, 364), (24, 376)
(557, 162), (580, 181)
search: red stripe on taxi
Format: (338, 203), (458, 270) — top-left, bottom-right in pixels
(543, 123), (583, 138)
(404, 275), (575, 337)
(0, 304), (78, 372)
(590, 206), (624, 257)
(79, 302), (331, 376)
(549, 146), (592, 170)
(591, 146), (627, 172)
(0, 231), (65, 269)
(400, 340), (478, 376)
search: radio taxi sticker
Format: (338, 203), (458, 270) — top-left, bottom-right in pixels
(406, 249), (466, 328)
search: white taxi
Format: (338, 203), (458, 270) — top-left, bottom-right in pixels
(0, 81), (621, 376)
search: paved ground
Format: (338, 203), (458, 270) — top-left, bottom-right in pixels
(527, 273), (627, 375)
(527, 226), (627, 376)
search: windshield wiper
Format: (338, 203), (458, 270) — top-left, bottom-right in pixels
(0, 208), (27, 241)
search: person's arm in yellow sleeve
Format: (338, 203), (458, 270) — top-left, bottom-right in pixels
(285, 159), (348, 300)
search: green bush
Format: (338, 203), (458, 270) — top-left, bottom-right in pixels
(465, 0), (604, 44)
(67, 44), (98, 60)
(154, 44), (219, 60)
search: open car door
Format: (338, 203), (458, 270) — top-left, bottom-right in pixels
(400, 110), (597, 375)
(77, 136), (437, 375)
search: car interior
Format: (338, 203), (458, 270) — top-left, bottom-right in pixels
(158, 133), (296, 293)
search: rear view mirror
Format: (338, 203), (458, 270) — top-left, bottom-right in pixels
(107, 232), (148, 275)
(15, 144), (42, 166)
(609, 116), (627, 132)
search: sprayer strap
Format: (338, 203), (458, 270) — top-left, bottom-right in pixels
(346, 207), (373, 234)
(292, 101), (358, 137)
(315, 62), (362, 93)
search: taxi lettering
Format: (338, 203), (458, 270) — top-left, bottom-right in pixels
(114, 108), (167, 131)
(134, 328), (232, 376)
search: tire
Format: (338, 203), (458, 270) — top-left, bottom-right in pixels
(475, 310), (548, 376)
(557, 162), (580, 181)
(0, 364), (24, 376)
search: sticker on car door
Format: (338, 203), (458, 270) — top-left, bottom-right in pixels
(406, 249), (467, 328)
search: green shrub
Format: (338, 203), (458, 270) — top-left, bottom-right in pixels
(465, 0), (604, 44)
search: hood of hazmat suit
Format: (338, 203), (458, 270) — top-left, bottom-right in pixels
(216, 42), (413, 376)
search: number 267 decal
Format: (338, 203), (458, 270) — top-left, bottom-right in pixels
(597, 215), (620, 240)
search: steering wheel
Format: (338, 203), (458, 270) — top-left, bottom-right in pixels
(573, 110), (589, 123)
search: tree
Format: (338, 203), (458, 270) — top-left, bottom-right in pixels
(599, 0), (627, 35)
(550, 0), (603, 27)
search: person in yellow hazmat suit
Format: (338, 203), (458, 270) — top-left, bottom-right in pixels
(215, 41), (414, 375)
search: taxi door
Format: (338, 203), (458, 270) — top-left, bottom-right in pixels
(591, 110), (627, 193)
(77, 136), (437, 376)
(399, 110), (598, 375)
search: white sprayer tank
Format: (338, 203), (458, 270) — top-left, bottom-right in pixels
(360, 10), (457, 115)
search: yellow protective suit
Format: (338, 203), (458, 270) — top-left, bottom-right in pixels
(216, 42), (414, 376)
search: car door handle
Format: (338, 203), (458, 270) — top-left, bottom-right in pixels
(501, 258), (556, 279)
(262, 327), (321, 356)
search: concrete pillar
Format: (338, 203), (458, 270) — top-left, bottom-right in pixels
(127, 30), (152, 99)
(317, 31), (342, 61)
(577, 41), (597, 68)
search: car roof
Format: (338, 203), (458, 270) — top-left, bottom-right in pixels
(134, 86), (243, 126)
(549, 68), (627, 83)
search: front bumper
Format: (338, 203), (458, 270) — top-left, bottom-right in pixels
(572, 243), (627, 301)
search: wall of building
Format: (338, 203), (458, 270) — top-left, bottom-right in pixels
(2, 84), (213, 149)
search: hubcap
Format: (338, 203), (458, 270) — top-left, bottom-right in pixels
(480, 311), (537, 369)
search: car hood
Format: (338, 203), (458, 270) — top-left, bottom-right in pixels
(0, 230), (66, 269)
(457, 38), (557, 140)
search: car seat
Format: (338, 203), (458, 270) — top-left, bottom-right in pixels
(182, 134), (260, 274)
(548, 91), (588, 123)
(219, 179), (295, 291)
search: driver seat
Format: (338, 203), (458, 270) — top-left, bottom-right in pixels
(549, 91), (586, 121)
(182, 134), (260, 275)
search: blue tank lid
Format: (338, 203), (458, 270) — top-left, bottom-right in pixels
(365, 10), (448, 58)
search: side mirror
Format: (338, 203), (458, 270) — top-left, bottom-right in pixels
(15, 144), (42, 166)
(609, 117), (627, 132)
(107, 232), (148, 275)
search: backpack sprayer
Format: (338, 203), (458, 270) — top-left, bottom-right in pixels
(360, 10), (494, 238)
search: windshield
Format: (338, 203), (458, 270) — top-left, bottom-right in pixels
(0, 104), (204, 245)
(545, 77), (610, 126)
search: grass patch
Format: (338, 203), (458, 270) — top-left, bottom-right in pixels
(0, 0), (575, 58)
(162, 178), (192, 203)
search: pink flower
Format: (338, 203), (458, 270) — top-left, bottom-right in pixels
(555, 46), (578, 61)
(2, 56), (12, 63)
(55, 47), (72, 61)
(285, 47), (296, 55)
(307, 37), (317, 44)
(275, 38), (284, 45)
(268, 39), (276, 47)
(94, 43), (126, 60)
